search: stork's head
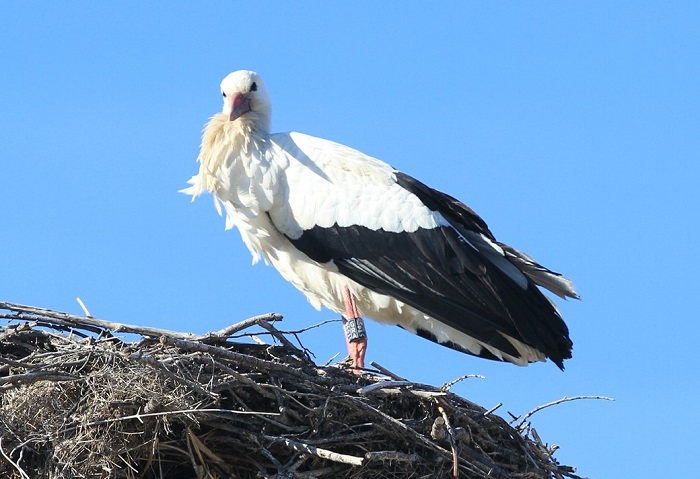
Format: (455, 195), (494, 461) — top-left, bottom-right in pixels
(220, 70), (271, 133)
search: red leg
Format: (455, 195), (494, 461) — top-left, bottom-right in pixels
(342, 286), (367, 373)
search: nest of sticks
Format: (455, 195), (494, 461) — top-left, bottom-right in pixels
(0, 302), (586, 479)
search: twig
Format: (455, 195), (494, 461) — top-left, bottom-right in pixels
(187, 427), (226, 469)
(357, 380), (446, 398)
(0, 370), (77, 387)
(321, 351), (341, 367)
(364, 450), (420, 463)
(71, 407), (281, 430)
(263, 435), (364, 466)
(183, 426), (204, 476)
(438, 405), (459, 479)
(250, 334), (267, 345)
(483, 402), (503, 416)
(0, 438), (30, 479)
(0, 356), (40, 370)
(256, 319), (310, 361)
(514, 395), (615, 429)
(281, 318), (340, 335)
(276, 319), (341, 356)
(0, 302), (200, 340)
(75, 297), (92, 318)
(358, 380), (423, 395)
(369, 361), (406, 380)
(197, 313), (283, 341)
(440, 374), (485, 391)
(305, 431), (376, 445)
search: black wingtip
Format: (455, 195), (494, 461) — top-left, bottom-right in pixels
(550, 342), (573, 371)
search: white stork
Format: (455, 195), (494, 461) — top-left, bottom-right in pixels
(183, 70), (579, 372)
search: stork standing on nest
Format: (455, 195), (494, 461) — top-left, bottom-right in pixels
(183, 70), (579, 372)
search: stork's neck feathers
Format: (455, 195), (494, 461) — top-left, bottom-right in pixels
(190, 113), (268, 194)
(252, 107), (272, 135)
(182, 111), (280, 231)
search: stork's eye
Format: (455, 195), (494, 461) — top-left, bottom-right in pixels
(222, 92), (227, 98)
(250, 82), (258, 92)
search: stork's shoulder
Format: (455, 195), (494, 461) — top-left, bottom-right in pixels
(268, 132), (396, 182)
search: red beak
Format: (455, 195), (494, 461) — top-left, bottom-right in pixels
(229, 93), (251, 121)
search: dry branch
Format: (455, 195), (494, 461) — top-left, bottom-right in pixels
(0, 301), (589, 479)
(513, 396), (614, 432)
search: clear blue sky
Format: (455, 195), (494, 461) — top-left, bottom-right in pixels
(2, 3), (698, 477)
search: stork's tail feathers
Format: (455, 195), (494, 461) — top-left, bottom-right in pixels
(499, 243), (580, 300)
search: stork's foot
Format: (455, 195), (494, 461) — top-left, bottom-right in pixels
(343, 316), (367, 374)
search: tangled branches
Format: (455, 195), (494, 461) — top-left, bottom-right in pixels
(0, 302), (587, 478)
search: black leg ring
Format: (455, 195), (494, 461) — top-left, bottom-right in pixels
(343, 317), (367, 342)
